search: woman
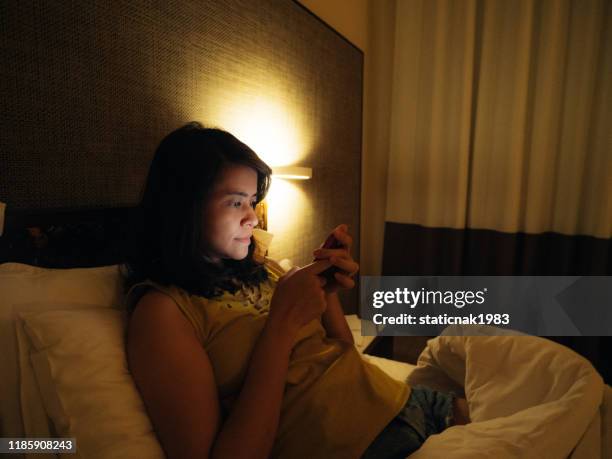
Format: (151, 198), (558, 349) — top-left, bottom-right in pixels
(123, 122), (469, 459)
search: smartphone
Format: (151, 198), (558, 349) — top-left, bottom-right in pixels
(315, 233), (342, 282)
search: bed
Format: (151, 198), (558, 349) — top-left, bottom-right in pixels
(0, 216), (411, 459)
(1, 214), (611, 458)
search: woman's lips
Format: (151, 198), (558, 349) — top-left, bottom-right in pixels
(235, 237), (251, 244)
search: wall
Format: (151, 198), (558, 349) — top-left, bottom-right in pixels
(296, 0), (368, 52)
(297, 0), (392, 277)
(0, 1), (363, 314)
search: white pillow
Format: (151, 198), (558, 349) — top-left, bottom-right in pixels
(18, 307), (165, 459)
(15, 302), (93, 446)
(0, 263), (124, 439)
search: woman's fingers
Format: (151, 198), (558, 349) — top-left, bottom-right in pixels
(332, 224), (353, 247)
(313, 247), (346, 259)
(313, 246), (355, 260)
(329, 256), (359, 276)
(334, 272), (355, 289)
(312, 249), (359, 276)
(333, 227), (352, 250)
(334, 223), (348, 233)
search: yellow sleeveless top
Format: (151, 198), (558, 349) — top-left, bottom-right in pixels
(126, 262), (410, 459)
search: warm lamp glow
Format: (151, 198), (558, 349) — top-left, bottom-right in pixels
(212, 95), (307, 167)
(204, 91), (313, 254)
(272, 166), (312, 180)
(265, 178), (312, 260)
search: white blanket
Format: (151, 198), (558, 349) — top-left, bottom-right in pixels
(406, 334), (606, 459)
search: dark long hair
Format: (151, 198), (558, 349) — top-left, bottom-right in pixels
(122, 122), (272, 306)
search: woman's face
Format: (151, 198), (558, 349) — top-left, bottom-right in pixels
(201, 164), (259, 264)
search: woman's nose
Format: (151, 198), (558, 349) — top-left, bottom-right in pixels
(243, 205), (258, 228)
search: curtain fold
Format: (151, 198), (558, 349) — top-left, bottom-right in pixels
(379, 0), (611, 382)
(386, 0), (476, 229)
(385, 0), (612, 244)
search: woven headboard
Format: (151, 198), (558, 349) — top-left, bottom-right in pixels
(0, 0), (362, 310)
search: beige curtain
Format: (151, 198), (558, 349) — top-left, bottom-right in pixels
(385, 0), (612, 238)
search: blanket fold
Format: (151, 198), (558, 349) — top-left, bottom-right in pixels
(406, 333), (604, 458)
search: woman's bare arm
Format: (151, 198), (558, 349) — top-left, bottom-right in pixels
(314, 225), (358, 345)
(321, 291), (354, 345)
(127, 261), (332, 459)
(127, 291), (221, 459)
(127, 291), (293, 459)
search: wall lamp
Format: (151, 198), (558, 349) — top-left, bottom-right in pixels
(272, 166), (312, 180)
(255, 166), (312, 232)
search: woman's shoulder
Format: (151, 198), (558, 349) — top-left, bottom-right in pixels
(129, 288), (189, 326)
(125, 279), (195, 313)
(126, 279), (210, 343)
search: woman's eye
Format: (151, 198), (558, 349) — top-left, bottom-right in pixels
(230, 200), (256, 209)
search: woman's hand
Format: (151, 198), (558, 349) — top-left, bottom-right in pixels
(313, 224), (359, 295)
(267, 260), (333, 338)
